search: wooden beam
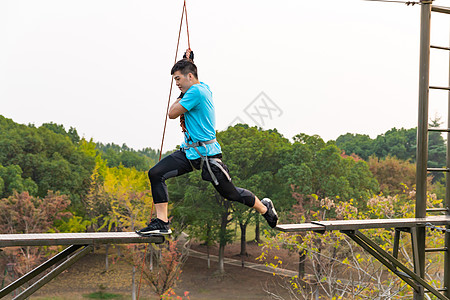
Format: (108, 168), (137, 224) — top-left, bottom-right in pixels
(0, 232), (165, 247)
(276, 216), (450, 232)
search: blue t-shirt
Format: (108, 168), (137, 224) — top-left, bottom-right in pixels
(179, 82), (222, 160)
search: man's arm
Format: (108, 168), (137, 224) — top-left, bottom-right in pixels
(169, 98), (188, 119)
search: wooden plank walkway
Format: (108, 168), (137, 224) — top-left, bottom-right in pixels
(276, 215), (450, 232)
(0, 232), (164, 247)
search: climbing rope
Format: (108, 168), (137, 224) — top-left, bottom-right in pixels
(159, 0), (191, 162)
(137, 1), (191, 299)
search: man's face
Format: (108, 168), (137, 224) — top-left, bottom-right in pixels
(173, 70), (192, 93)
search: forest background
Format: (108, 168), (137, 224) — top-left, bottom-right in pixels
(0, 114), (447, 298)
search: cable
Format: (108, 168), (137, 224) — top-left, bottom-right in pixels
(425, 222), (450, 233)
(137, 1), (191, 299)
(363, 0), (421, 5)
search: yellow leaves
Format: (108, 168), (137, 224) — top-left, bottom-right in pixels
(86, 158), (154, 232)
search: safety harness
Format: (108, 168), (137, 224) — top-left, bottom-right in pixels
(183, 138), (231, 185)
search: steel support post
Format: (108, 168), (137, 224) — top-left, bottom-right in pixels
(445, 17), (450, 298)
(416, 1), (432, 299)
(343, 230), (450, 300)
(13, 245), (92, 300)
(0, 245), (83, 298)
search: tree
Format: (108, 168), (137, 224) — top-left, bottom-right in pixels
(0, 191), (71, 278)
(336, 127), (417, 162)
(278, 134), (379, 212)
(259, 189), (445, 299)
(0, 164), (38, 198)
(368, 156), (416, 195)
(0, 116), (95, 211)
(217, 125), (291, 255)
(170, 171), (234, 274)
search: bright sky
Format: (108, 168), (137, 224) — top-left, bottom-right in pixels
(1, 0), (450, 151)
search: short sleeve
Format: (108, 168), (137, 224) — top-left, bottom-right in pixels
(179, 86), (200, 111)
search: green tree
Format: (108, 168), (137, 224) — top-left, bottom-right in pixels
(217, 125), (291, 254)
(336, 127), (417, 162)
(0, 116), (95, 211)
(170, 171), (234, 274)
(0, 164), (38, 198)
(279, 134), (379, 212)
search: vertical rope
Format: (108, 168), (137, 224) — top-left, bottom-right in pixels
(158, 1), (186, 162)
(137, 1), (190, 299)
(184, 0), (191, 50)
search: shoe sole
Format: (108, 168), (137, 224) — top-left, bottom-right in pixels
(263, 198), (278, 218)
(135, 229), (172, 236)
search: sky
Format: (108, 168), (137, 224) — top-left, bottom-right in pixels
(1, 0), (450, 152)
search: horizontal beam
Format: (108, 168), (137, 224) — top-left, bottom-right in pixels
(428, 168), (450, 172)
(276, 216), (450, 232)
(431, 45), (450, 51)
(429, 128), (450, 132)
(432, 5), (450, 14)
(425, 247), (447, 252)
(426, 208), (449, 213)
(0, 232), (165, 247)
(430, 86), (450, 91)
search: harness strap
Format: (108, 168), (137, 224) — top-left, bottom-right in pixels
(183, 139), (230, 185)
(183, 138), (217, 149)
(209, 158), (232, 182)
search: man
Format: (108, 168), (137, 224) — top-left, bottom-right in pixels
(137, 56), (278, 236)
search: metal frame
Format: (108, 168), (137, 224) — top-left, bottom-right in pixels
(0, 233), (165, 299)
(276, 3), (450, 299)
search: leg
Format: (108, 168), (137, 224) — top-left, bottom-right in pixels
(148, 150), (193, 221)
(253, 196), (268, 214)
(203, 159), (278, 227)
(137, 151), (192, 235)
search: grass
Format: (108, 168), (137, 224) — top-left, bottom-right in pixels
(231, 222), (270, 244)
(83, 291), (123, 299)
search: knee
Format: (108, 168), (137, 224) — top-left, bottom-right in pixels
(148, 166), (160, 182)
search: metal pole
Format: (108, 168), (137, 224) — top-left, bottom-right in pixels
(13, 245), (92, 300)
(444, 18), (450, 298)
(416, 1), (432, 299)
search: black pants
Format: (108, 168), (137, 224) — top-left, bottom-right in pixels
(148, 150), (256, 207)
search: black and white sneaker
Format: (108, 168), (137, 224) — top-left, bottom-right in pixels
(136, 218), (172, 236)
(261, 198), (278, 228)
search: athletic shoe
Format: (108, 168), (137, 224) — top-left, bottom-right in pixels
(261, 198), (278, 228)
(136, 218), (172, 236)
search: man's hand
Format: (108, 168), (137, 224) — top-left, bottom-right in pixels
(183, 49), (194, 61)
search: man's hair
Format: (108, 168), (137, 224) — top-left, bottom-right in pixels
(171, 59), (198, 79)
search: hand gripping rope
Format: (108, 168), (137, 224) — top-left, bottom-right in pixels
(137, 1), (191, 299)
